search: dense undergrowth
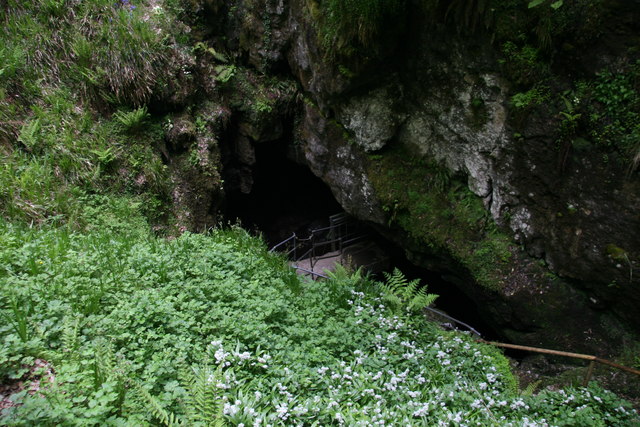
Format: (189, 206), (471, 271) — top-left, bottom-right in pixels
(0, 216), (638, 425)
(0, 0), (639, 424)
(0, 0), (176, 228)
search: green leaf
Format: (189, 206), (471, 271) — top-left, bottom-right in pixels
(528, 0), (546, 8)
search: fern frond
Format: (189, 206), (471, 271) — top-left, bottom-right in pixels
(382, 268), (405, 294)
(61, 316), (80, 359)
(181, 364), (226, 426)
(136, 384), (182, 426)
(402, 278), (420, 301)
(408, 287), (438, 312)
(113, 106), (149, 134)
(521, 380), (542, 396)
(380, 268), (438, 314)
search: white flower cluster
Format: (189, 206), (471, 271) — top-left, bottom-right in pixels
(198, 292), (637, 426)
(208, 340), (271, 369)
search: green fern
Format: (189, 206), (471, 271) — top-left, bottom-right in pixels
(61, 316), (81, 359)
(180, 365), (226, 426)
(135, 383), (183, 427)
(136, 362), (226, 426)
(520, 379), (542, 396)
(380, 269), (438, 314)
(91, 342), (128, 413)
(113, 106), (149, 134)
(17, 118), (41, 151)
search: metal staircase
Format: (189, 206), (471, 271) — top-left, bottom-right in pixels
(269, 213), (370, 278)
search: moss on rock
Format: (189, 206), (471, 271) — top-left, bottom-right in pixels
(366, 143), (514, 291)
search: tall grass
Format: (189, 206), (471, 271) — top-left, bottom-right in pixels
(0, 0), (174, 227)
(318, 0), (406, 54)
(1, 0), (166, 106)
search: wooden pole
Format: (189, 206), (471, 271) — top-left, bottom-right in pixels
(477, 340), (596, 361)
(595, 357), (640, 377)
(583, 360), (596, 387)
(476, 339), (640, 381)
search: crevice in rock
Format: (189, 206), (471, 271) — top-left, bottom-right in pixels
(372, 236), (503, 341)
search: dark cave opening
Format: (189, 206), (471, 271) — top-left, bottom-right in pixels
(223, 139), (343, 247)
(223, 139), (503, 342)
(372, 237), (503, 341)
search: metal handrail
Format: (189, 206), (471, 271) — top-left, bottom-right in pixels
(424, 306), (482, 337)
(269, 212), (369, 279)
(269, 233), (297, 253)
(270, 214), (367, 258)
(292, 265), (329, 279)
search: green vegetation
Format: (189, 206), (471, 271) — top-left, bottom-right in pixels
(1, 220), (637, 424)
(0, 87), (168, 226)
(488, 0), (640, 170)
(528, 0), (564, 10)
(0, 0), (177, 229)
(367, 145), (514, 290)
(114, 106), (151, 134)
(379, 268), (438, 313)
(1, 0), (168, 107)
(313, 0), (406, 57)
(0, 0), (638, 424)
(579, 64), (640, 171)
(535, 63), (640, 171)
(313, 0), (500, 58)
(511, 87), (550, 110)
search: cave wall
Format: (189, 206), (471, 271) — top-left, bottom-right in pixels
(170, 0), (640, 354)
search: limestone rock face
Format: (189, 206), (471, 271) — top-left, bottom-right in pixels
(172, 0), (640, 353)
(297, 103), (386, 224)
(166, 113), (197, 153)
(337, 86), (403, 152)
(277, 3), (639, 352)
(165, 106), (226, 232)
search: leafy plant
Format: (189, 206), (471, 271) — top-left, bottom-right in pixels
(501, 41), (549, 87)
(135, 382), (182, 426)
(178, 363), (226, 426)
(529, 0), (564, 9)
(214, 64), (237, 84)
(17, 118), (41, 151)
(0, 225), (637, 425)
(113, 106), (150, 134)
(317, 0), (406, 56)
(511, 86), (550, 109)
(380, 268), (438, 313)
(1, 296), (31, 342)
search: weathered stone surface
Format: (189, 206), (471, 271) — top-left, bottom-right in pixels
(164, 106), (225, 232)
(235, 135), (256, 166)
(277, 2), (639, 352)
(337, 86), (403, 152)
(166, 113), (197, 153)
(297, 103), (386, 224)
(167, 0), (640, 353)
(228, 0), (291, 73)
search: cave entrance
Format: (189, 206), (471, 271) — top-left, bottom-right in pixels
(223, 139), (501, 341)
(224, 140), (343, 247)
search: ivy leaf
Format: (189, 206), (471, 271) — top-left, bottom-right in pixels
(551, 0), (563, 9)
